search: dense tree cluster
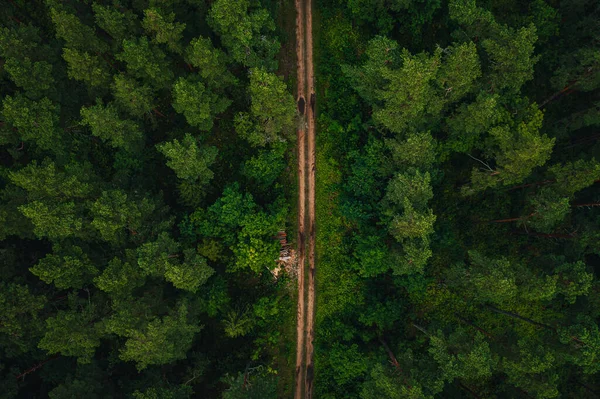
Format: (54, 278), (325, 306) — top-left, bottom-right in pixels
(2, 0), (600, 397)
(314, 0), (600, 397)
(0, 0), (295, 397)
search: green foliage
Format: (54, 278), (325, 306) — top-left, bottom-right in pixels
(383, 170), (434, 212)
(133, 386), (193, 399)
(81, 101), (142, 149)
(242, 144), (286, 190)
(315, 1), (600, 396)
(49, 8), (108, 53)
(185, 37), (235, 87)
(0, 24), (42, 59)
(223, 307), (254, 338)
(171, 77), (230, 130)
(235, 68), (296, 147)
(549, 159), (600, 197)
(9, 160), (94, 200)
(119, 304), (201, 370)
(233, 211), (281, 273)
(502, 339), (560, 399)
(156, 133), (217, 187)
(222, 367), (278, 399)
(343, 35), (400, 104)
(1, 0), (599, 397)
(482, 24), (539, 93)
(429, 330), (494, 382)
(436, 41), (481, 102)
(3, 57), (53, 97)
(117, 37), (173, 88)
(30, 243), (98, 289)
(112, 74), (154, 117)
(452, 251), (518, 306)
(39, 299), (103, 364)
(328, 343), (369, 386)
(466, 105), (554, 193)
(90, 190), (151, 243)
(528, 188), (571, 232)
(62, 48), (111, 88)
(386, 131), (437, 168)
(446, 93), (503, 154)
(558, 316), (600, 374)
(19, 201), (82, 239)
(93, 2), (138, 43)
(554, 261), (593, 305)
(164, 248), (214, 293)
(0, 283), (46, 352)
(374, 49), (442, 133)
(2, 94), (59, 151)
(137, 232), (180, 277)
(142, 8), (185, 53)
(389, 201), (436, 241)
(208, 0), (279, 69)
(94, 257), (145, 297)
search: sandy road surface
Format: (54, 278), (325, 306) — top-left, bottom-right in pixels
(303, 0), (316, 395)
(293, 0), (307, 397)
(294, 0), (316, 396)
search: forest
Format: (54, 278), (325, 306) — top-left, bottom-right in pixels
(0, 0), (599, 398)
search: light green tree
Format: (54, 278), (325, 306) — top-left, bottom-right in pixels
(92, 2), (138, 43)
(386, 131), (437, 168)
(466, 105), (554, 193)
(185, 37), (235, 88)
(90, 190), (152, 243)
(136, 232), (180, 277)
(62, 48), (111, 88)
(0, 283), (46, 353)
(30, 243), (97, 290)
(446, 93), (504, 154)
(49, 8), (108, 53)
(2, 94), (59, 151)
(235, 68), (296, 147)
(19, 201), (82, 239)
(208, 0), (280, 69)
(39, 297), (104, 364)
(436, 41), (481, 102)
(374, 49), (442, 133)
(119, 304), (201, 370)
(112, 74), (154, 117)
(94, 257), (145, 297)
(156, 133), (218, 203)
(9, 160), (94, 201)
(116, 37), (173, 88)
(171, 77), (231, 130)
(142, 8), (185, 53)
(81, 101), (142, 149)
(164, 248), (214, 293)
(429, 329), (495, 383)
(3, 57), (53, 98)
(482, 24), (539, 94)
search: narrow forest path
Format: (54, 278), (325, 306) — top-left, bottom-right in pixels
(294, 0), (316, 396)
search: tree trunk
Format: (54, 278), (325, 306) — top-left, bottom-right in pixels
(485, 305), (553, 330)
(455, 313), (494, 339)
(572, 203), (600, 208)
(377, 335), (403, 372)
(15, 355), (59, 380)
(508, 180), (555, 191)
(509, 231), (577, 239)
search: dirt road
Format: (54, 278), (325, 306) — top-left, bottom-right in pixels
(293, 0), (306, 395)
(294, 0), (316, 396)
